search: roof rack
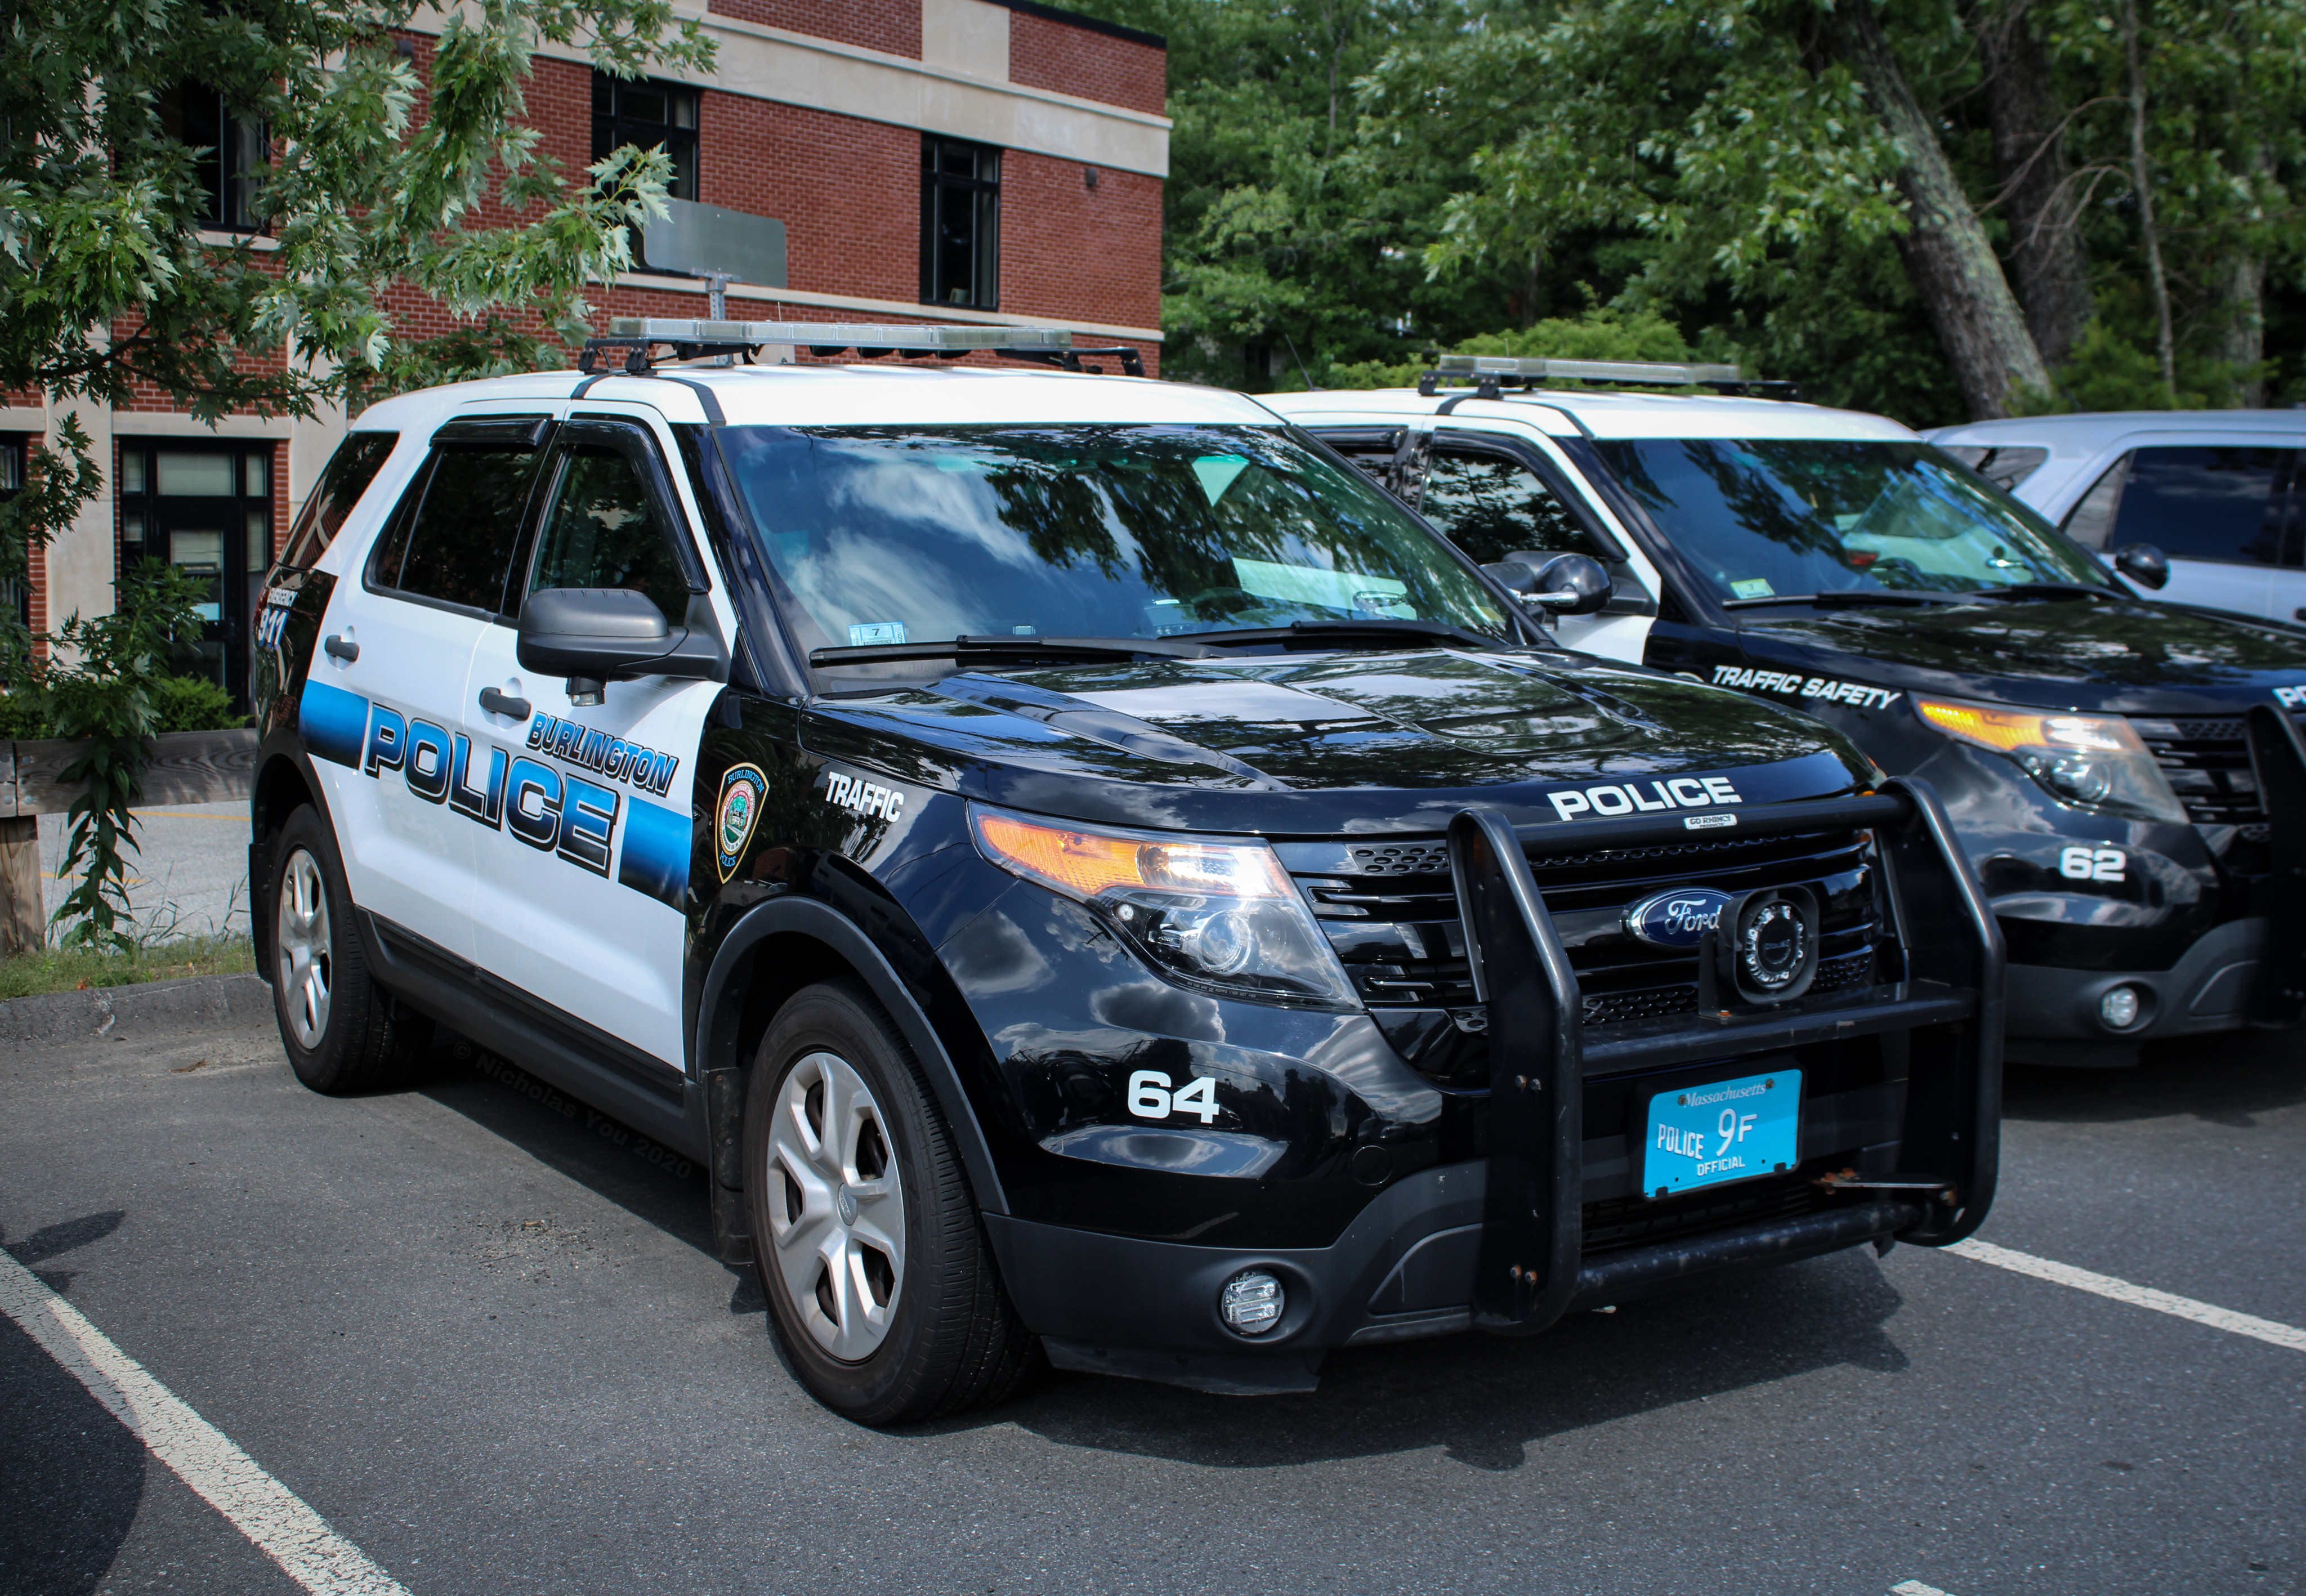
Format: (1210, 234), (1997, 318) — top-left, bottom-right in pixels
(579, 318), (1143, 377)
(1415, 354), (1798, 402)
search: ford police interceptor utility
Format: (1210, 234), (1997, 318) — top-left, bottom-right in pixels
(250, 323), (2001, 1424)
(1265, 359), (2306, 1070)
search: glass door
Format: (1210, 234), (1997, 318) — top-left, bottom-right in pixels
(120, 443), (275, 706)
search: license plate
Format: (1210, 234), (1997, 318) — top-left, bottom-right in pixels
(1641, 1069), (1802, 1199)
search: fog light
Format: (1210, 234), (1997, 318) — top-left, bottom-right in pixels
(1219, 1269), (1284, 1335)
(2099, 986), (2143, 1030)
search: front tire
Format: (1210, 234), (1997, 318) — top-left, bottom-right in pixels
(744, 982), (1039, 1424)
(266, 804), (432, 1094)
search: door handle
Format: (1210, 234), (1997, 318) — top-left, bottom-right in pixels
(478, 686), (531, 720)
(324, 634), (358, 663)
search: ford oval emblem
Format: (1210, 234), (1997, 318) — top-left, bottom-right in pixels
(1623, 887), (1735, 948)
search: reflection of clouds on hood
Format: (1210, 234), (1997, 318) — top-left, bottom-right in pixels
(830, 461), (1040, 570)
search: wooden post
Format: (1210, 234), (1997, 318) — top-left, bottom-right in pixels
(0, 815), (41, 955)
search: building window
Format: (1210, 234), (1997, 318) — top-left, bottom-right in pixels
(1, 437), (25, 629)
(592, 73), (699, 204)
(922, 137), (1000, 310)
(158, 83), (266, 231)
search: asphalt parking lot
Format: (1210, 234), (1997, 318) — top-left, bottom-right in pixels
(3, 1004), (2300, 1596)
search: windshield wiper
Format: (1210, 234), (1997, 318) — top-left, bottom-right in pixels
(1723, 591), (1978, 610)
(810, 634), (1221, 668)
(1962, 581), (2120, 602)
(1193, 618), (1515, 651)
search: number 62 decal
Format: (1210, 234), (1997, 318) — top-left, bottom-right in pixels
(1128, 1070), (1220, 1124)
(2059, 845), (2126, 882)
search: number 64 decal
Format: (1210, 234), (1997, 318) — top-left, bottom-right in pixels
(1128, 1070), (1220, 1124)
(2059, 845), (2126, 882)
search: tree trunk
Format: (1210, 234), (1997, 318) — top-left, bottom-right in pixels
(2216, 140), (2272, 406)
(1825, 0), (2050, 418)
(2121, 0), (2177, 406)
(1981, 1), (2091, 370)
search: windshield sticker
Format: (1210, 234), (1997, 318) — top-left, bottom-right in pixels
(1547, 776), (1742, 822)
(1191, 455), (1253, 505)
(1232, 557), (1412, 616)
(849, 621), (907, 646)
(2277, 686), (2306, 710)
(1730, 578), (1775, 600)
(1711, 665), (1901, 712)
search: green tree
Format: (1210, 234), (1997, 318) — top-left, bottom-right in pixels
(0, 0), (711, 944)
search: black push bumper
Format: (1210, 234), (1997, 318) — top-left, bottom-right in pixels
(986, 778), (2004, 1392)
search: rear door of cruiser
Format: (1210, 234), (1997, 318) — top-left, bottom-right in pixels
(313, 410), (559, 962)
(463, 402), (734, 1077)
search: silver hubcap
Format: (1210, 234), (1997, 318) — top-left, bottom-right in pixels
(765, 1050), (906, 1361)
(276, 847), (332, 1049)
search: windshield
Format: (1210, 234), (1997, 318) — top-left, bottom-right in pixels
(716, 424), (1513, 657)
(1594, 439), (2105, 603)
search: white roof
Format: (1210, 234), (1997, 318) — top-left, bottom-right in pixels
(352, 363), (1281, 432)
(1258, 386), (1918, 442)
(1925, 409), (2306, 446)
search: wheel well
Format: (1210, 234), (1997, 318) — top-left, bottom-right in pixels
(717, 931), (856, 1083)
(249, 755), (317, 969)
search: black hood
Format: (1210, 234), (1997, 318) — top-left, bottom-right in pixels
(1737, 597), (2306, 714)
(805, 647), (1870, 835)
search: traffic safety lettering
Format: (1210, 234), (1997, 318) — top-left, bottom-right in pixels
(825, 770), (905, 821)
(1711, 665), (1901, 712)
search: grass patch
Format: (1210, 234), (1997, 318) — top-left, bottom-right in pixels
(0, 935), (256, 1002)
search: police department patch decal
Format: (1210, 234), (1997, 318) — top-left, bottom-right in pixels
(716, 763), (768, 882)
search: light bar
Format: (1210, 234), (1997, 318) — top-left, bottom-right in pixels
(1435, 354), (1744, 384)
(605, 318), (1074, 351)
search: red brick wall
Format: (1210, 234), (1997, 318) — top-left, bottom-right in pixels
(1008, 8), (1164, 117)
(697, 96), (921, 302)
(999, 150), (1160, 333)
(708, 0), (920, 57)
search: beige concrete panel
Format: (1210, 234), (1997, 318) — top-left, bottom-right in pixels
(111, 414), (295, 438)
(617, 271), (1161, 342)
(921, 0), (1009, 82)
(48, 395), (115, 634)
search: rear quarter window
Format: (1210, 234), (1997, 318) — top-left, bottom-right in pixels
(280, 432), (398, 569)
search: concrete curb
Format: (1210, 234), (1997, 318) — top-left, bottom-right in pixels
(0, 972), (273, 1047)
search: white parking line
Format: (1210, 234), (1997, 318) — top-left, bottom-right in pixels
(0, 1246), (411, 1596)
(1891, 1581), (1954, 1596)
(1947, 1238), (2306, 1353)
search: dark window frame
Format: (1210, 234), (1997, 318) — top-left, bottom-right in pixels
(281, 432), (401, 570)
(592, 72), (700, 244)
(513, 418), (709, 629)
(159, 81), (267, 234)
(366, 421), (557, 622)
(2084, 444), (2302, 567)
(920, 136), (1001, 311)
(1, 436), (25, 629)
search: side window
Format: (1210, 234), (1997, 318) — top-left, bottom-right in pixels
(282, 432), (397, 569)
(1938, 444), (2048, 493)
(2111, 446), (2294, 565)
(2060, 457), (2128, 549)
(1419, 449), (1605, 565)
(526, 441), (692, 622)
(370, 444), (539, 613)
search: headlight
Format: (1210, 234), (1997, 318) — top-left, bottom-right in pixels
(969, 804), (1357, 1009)
(1914, 698), (2186, 823)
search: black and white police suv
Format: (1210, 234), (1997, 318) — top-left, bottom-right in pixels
(250, 322), (2001, 1424)
(1267, 358), (2306, 1069)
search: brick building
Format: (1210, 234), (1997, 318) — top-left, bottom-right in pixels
(0, 0), (1167, 705)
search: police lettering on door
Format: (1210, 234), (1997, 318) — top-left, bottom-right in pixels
(296, 678), (692, 910)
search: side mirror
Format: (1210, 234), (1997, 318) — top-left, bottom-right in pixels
(2113, 542), (2169, 591)
(517, 587), (725, 705)
(1508, 552), (1612, 617)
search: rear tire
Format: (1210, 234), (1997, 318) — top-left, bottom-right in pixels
(744, 981), (1039, 1425)
(266, 804), (432, 1094)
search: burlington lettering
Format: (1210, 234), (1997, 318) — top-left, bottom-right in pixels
(526, 714), (680, 797)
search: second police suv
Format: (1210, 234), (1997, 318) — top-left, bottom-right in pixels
(1266, 358), (2306, 1071)
(251, 322), (1999, 1424)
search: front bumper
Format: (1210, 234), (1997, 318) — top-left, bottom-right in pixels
(988, 777), (2001, 1391)
(2005, 915), (2267, 1058)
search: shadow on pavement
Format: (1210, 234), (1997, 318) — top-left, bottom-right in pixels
(2004, 1024), (2306, 1129)
(1, 1216), (145, 1596)
(412, 1036), (716, 1257)
(956, 1246), (1910, 1471)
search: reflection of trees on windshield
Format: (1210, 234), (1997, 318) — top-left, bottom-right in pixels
(1599, 439), (2097, 599)
(725, 424), (1507, 643)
